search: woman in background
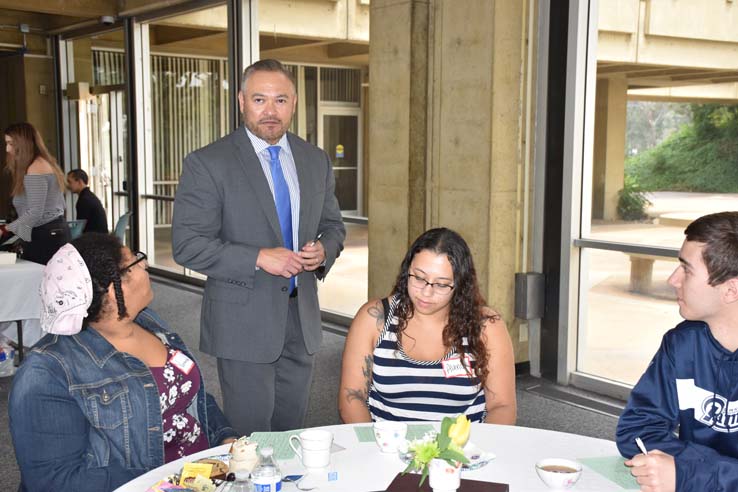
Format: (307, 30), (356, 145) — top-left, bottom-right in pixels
(9, 233), (237, 491)
(1, 122), (69, 264)
(339, 228), (516, 424)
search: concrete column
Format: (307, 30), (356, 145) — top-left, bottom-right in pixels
(367, 0), (430, 297)
(368, 0), (531, 362)
(592, 77), (627, 220)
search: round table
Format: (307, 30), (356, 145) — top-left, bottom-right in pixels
(115, 423), (628, 491)
(0, 259), (44, 359)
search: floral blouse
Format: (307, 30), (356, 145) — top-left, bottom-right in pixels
(150, 347), (209, 462)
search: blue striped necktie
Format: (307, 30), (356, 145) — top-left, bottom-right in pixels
(267, 145), (295, 293)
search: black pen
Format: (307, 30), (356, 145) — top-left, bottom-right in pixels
(309, 232), (324, 246)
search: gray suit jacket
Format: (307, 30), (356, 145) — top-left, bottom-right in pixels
(172, 129), (346, 363)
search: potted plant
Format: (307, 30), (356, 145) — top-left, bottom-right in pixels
(403, 415), (471, 489)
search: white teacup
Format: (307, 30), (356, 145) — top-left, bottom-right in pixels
(535, 458), (583, 490)
(289, 429), (333, 469)
(372, 421), (408, 453)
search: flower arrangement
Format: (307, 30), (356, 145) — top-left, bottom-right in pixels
(403, 415), (471, 486)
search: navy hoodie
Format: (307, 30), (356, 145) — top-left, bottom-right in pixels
(617, 320), (738, 491)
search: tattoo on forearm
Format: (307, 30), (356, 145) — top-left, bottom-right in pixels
(345, 388), (367, 405)
(344, 355), (374, 408)
(367, 302), (384, 330)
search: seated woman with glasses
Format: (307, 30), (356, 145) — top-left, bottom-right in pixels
(339, 228), (516, 424)
(9, 233), (238, 491)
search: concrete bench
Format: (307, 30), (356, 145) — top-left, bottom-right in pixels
(625, 252), (679, 294)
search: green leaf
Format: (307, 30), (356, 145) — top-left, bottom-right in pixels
(402, 461), (416, 475)
(419, 466), (429, 487)
(439, 448), (470, 465)
(438, 417), (452, 451)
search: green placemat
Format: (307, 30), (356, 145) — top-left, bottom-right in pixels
(353, 425), (376, 442)
(407, 424), (435, 440)
(579, 456), (639, 490)
(354, 424), (436, 443)
(249, 431), (302, 460)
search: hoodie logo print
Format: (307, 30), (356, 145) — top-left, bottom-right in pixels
(677, 379), (738, 433)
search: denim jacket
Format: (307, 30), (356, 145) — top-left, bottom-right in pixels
(9, 308), (237, 492)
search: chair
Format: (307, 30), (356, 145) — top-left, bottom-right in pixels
(66, 220), (87, 240)
(113, 211), (132, 244)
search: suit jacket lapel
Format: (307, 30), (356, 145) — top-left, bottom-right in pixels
(289, 133), (311, 247)
(232, 129), (283, 242)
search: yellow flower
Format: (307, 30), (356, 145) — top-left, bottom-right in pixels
(448, 414), (471, 448)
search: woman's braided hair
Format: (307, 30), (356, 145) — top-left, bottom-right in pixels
(71, 233), (128, 324)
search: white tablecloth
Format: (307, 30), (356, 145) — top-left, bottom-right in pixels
(0, 259), (44, 345)
(116, 423), (627, 492)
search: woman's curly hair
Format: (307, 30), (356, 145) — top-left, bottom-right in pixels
(71, 233), (128, 324)
(391, 228), (497, 385)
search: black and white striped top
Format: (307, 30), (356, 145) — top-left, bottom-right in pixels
(7, 174), (65, 242)
(368, 296), (487, 422)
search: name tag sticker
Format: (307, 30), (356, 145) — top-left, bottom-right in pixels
(441, 355), (473, 378)
(170, 350), (195, 375)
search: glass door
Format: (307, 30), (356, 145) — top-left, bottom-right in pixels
(87, 87), (128, 235)
(135, 4), (231, 276)
(319, 108), (361, 215)
(61, 32), (129, 239)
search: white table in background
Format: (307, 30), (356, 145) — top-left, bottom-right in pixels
(0, 259), (44, 361)
(116, 423), (627, 492)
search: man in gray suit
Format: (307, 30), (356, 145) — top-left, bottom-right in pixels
(172, 59), (345, 435)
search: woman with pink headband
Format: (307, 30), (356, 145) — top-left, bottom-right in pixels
(8, 233), (238, 491)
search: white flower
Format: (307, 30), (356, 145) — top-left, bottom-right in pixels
(163, 428), (175, 442)
(188, 423), (201, 442)
(163, 367), (175, 383)
(159, 393), (168, 411)
(181, 380), (192, 394)
(168, 385), (178, 405)
(172, 414), (188, 430)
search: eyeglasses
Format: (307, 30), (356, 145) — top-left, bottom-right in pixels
(408, 273), (454, 295)
(119, 251), (148, 273)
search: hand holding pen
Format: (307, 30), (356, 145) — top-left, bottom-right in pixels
(635, 436), (648, 455)
(309, 232), (324, 246)
(300, 232), (325, 271)
(625, 437), (676, 492)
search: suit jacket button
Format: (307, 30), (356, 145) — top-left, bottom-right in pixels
(281, 287), (288, 292)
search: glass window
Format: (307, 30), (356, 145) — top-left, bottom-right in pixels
(304, 66), (318, 145)
(320, 67), (361, 103)
(318, 223), (367, 317)
(139, 4), (230, 274)
(573, 0), (738, 388)
(63, 31), (128, 238)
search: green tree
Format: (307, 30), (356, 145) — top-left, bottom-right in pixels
(626, 101), (691, 156)
(625, 103), (738, 193)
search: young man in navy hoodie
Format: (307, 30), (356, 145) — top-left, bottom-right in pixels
(617, 211), (738, 492)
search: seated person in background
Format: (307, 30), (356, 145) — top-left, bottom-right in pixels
(617, 211), (738, 492)
(67, 168), (109, 234)
(339, 227), (516, 424)
(9, 233), (238, 492)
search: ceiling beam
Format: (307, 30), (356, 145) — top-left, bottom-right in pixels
(150, 25), (223, 47)
(0, 0), (116, 18)
(259, 36), (329, 51)
(326, 42), (368, 59)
